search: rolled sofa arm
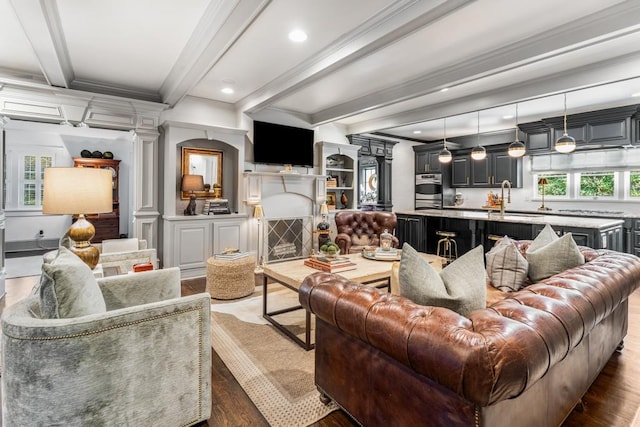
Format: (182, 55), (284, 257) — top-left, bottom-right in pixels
(97, 266), (181, 310)
(2, 292), (211, 426)
(334, 233), (352, 254)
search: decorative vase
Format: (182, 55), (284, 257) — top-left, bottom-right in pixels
(340, 191), (348, 209)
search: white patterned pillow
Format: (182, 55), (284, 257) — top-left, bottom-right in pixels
(39, 247), (107, 318)
(486, 236), (528, 292)
(526, 225), (585, 282)
(399, 243), (486, 316)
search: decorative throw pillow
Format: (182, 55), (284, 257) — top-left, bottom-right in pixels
(485, 236), (528, 292)
(399, 243), (486, 316)
(526, 225), (585, 282)
(39, 247), (107, 319)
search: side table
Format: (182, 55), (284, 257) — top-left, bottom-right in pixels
(206, 255), (256, 299)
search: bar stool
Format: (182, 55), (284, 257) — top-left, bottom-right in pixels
(436, 230), (458, 266)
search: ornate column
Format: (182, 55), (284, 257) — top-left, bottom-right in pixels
(0, 116), (9, 299)
(131, 128), (160, 250)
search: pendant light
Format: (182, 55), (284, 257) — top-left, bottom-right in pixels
(438, 118), (452, 163)
(554, 93), (576, 153)
(471, 111), (486, 160)
(508, 103), (526, 158)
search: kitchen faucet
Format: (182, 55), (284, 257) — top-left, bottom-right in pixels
(500, 180), (511, 217)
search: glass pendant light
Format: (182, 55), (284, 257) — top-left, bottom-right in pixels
(471, 111), (486, 160)
(508, 103), (526, 158)
(438, 117), (452, 163)
(554, 93), (576, 153)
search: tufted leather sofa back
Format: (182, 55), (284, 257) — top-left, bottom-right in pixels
(334, 211), (399, 254)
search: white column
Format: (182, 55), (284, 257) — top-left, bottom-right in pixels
(131, 128), (160, 250)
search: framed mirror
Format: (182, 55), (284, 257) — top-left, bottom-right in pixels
(181, 147), (223, 199)
(358, 157), (378, 205)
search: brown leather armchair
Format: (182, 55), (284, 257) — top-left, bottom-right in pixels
(334, 211), (399, 254)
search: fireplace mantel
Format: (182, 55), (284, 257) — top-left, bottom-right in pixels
(243, 172), (327, 205)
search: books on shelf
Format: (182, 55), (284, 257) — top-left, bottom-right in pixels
(214, 251), (249, 260)
(304, 257), (357, 273)
(203, 199), (231, 215)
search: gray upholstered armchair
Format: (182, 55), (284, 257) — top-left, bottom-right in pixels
(1, 267), (211, 426)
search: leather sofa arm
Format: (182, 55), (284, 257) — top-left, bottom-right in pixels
(334, 233), (352, 254)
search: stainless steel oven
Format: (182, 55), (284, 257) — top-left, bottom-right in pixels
(415, 173), (443, 209)
(416, 173), (455, 210)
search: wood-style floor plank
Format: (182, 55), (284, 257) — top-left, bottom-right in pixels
(3, 275), (639, 426)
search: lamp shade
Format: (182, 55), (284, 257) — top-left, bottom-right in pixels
(181, 174), (205, 192)
(253, 204), (264, 219)
(43, 167), (112, 214)
(538, 177), (549, 186)
(320, 202), (329, 216)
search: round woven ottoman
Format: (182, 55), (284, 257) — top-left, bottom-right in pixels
(206, 255), (256, 299)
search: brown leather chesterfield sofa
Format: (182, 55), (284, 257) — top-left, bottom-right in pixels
(299, 242), (640, 427)
(334, 211), (399, 254)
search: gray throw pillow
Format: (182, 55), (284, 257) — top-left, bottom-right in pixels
(526, 226), (585, 282)
(39, 247), (107, 318)
(486, 236), (528, 292)
(399, 243), (486, 316)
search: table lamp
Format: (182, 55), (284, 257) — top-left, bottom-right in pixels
(43, 167), (113, 270)
(182, 174), (204, 215)
(538, 177), (549, 211)
(317, 202), (331, 248)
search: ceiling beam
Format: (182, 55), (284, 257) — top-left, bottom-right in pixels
(9, 0), (73, 88)
(160, 0), (271, 107)
(310, 0), (640, 126)
(345, 50), (640, 135)
(236, 0), (475, 115)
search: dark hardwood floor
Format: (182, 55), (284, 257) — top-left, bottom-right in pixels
(3, 275), (639, 426)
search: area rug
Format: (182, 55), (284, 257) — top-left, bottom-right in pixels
(210, 286), (338, 426)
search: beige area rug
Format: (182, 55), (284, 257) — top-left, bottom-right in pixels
(210, 286), (337, 426)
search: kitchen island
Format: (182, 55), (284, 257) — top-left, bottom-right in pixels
(395, 209), (624, 255)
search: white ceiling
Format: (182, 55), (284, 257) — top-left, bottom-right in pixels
(1, 0), (640, 141)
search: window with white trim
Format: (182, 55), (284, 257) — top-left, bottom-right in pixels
(577, 171), (615, 198)
(18, 153), (54, 208)
(535, 173), (568, 198)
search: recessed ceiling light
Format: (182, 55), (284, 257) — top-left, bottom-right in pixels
(221, 87), (234, 94)
(413, 130), (422, 134)
(440, 88), (449, 92)
(288, 29), (307, 42)
(632, 92), (640, 98)
(503, 115), (514, 120)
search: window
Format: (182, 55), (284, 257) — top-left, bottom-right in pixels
(20, 154), (53, 208)
(629, 170), (640, 198)
(537, 173), (568, 197)
(578, 171), (615, 198)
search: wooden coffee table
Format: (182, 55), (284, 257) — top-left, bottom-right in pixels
(261, 252), (444, 350)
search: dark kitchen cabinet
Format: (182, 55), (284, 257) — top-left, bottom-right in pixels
(521, 105), (638, 153)
(531, 223), (623, 251)
(451, 155), (470, 187)
(458, 149), (521, 188)
(414, 145), (446, 173)
(396, 214), (426, 252)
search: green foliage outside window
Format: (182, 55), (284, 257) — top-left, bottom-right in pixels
(630, 171), (640, 197)
(538, 174), (567, 196)
(579, 172), (614, 197)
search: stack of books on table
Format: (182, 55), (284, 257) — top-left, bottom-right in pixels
(304, 256), (357, 273)
(214, 251), (249, 261)
(374, 248), (399, 260)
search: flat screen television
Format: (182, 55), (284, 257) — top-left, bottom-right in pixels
(253, 121), (314, 167)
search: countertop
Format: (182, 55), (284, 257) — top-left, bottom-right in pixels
(443, 205), (637, 219)
(395, 209), (624, 229)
